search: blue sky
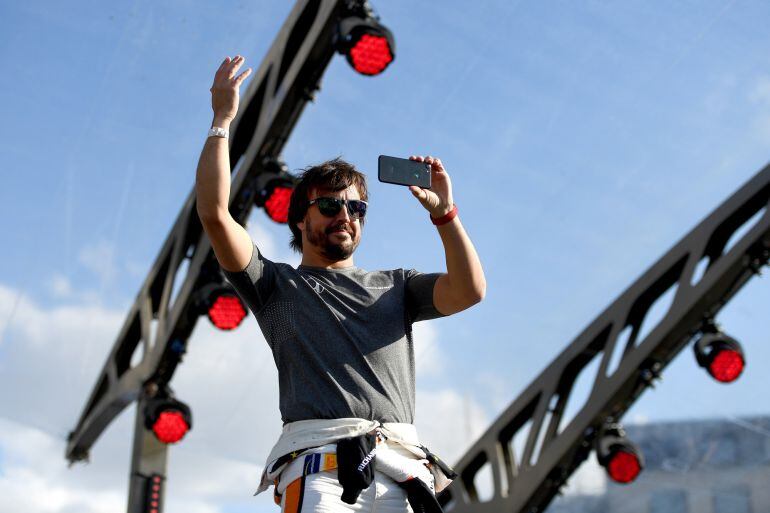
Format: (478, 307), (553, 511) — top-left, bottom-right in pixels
(1, 1), (770, 512)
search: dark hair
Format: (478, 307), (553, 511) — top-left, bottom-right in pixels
(288, 158), (368, 253)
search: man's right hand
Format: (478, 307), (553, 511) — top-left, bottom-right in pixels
(210, 55), (252, 128)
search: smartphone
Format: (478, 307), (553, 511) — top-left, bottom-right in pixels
(378, 155), (431, 189)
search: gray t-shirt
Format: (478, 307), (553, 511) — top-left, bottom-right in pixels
(222, 243), (445, 424)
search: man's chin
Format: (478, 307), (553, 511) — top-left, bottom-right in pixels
(322, 239), (358, 261)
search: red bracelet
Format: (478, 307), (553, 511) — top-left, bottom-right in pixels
(430, 204), (458, 226)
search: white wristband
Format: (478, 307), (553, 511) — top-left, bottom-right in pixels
(208, 127), (229, 139)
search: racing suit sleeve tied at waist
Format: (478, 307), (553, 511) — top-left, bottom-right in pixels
(338, 431), (444, 513)
(259, 419), (456, 512)
(337, 433), (377, 504)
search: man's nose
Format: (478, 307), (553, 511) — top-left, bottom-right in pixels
(335, 202), (351, 221)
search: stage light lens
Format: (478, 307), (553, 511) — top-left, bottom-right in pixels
(606, 449), (642, 484)
(709, 348), (744, 383)
(207, 293), (247, 330)
(349, 32), (393, 75)
(152, 411), (189, 444)
(265, 185), (293, 223)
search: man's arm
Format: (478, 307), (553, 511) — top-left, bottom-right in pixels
(408, 156), (486, 316)
(195, 55), (254, 273)
(432, 216), (485, 315)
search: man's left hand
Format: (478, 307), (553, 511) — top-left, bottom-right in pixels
(408, 155), (454, 218)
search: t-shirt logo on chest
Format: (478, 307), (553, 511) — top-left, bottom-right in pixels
(304, 276), (326, 295)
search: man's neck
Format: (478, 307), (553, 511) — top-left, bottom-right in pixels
(300, 252), (355, 269)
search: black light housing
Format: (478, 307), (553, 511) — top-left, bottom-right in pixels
(337, 12), (395, 76)
(144, 396), (192, 445)
(196, 282), (247, 331)
(596, 424), (644, 484)
(693, 330), (745, 383)
(256, 158), (296, 224)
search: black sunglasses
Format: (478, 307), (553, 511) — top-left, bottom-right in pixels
(308, 197), (368, 219)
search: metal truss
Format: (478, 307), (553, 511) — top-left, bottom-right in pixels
(440, 164), (770, 513)
(66, 0), (349, 473)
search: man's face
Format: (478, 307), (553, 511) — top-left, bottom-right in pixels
(298, 185), (363, 261)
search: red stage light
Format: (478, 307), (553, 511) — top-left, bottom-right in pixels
(606, 449), (642, 484)
(264, 185), (293, 223)
(152, 410), (189, 444)
(596, 424), (644, 484)
(207, 293), (247, 330)
(145, 474), (163, 513)
(255, 160), (296, 224)
(349, 33), (393, 75)
(338, 16), (395, 76)
(196, 282), (247, 331)
(144, 397), (192, 445)
(693, 330), (745, 384)
(708, 348), (744, 383)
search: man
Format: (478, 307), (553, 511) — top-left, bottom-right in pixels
(196, 55), (485, 513)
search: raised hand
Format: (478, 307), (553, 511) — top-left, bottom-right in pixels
(408, 155), (454, 218)
(210, 55), (252, 127)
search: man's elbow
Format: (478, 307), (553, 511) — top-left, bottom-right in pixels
(460, 280), (486, 310)
(469, 280), (486, 306)
(478, 281), (487, 302)
(435, 274), (486, 315)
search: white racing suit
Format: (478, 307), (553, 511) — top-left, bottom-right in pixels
(255, 419), (454, 513)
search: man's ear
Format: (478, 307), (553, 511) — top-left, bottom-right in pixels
(297, 219), (305, 231)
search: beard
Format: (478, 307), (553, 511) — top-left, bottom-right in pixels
(305, 217), (360, 261)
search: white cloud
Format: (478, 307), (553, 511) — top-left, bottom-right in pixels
(0, 284), (126, 421)
(0, 415), (265, 513)
(415, 388), (488, 466)
(560, 453), (607, 496)
(77, 240), (118, 286)
(413, 321), (443, 377)
(476, 371), (518, 414)
(0, 288), (23, 347)
(0, 221), (290, 512)
(0, 418), (127, 513)
(49, 274), (73, 298)
(169, 316), (283, 468)
(170, 449), (263, 499)
(0, 280), (280, 513)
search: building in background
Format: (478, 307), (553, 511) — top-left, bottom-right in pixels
(548, 416), (770, 513)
